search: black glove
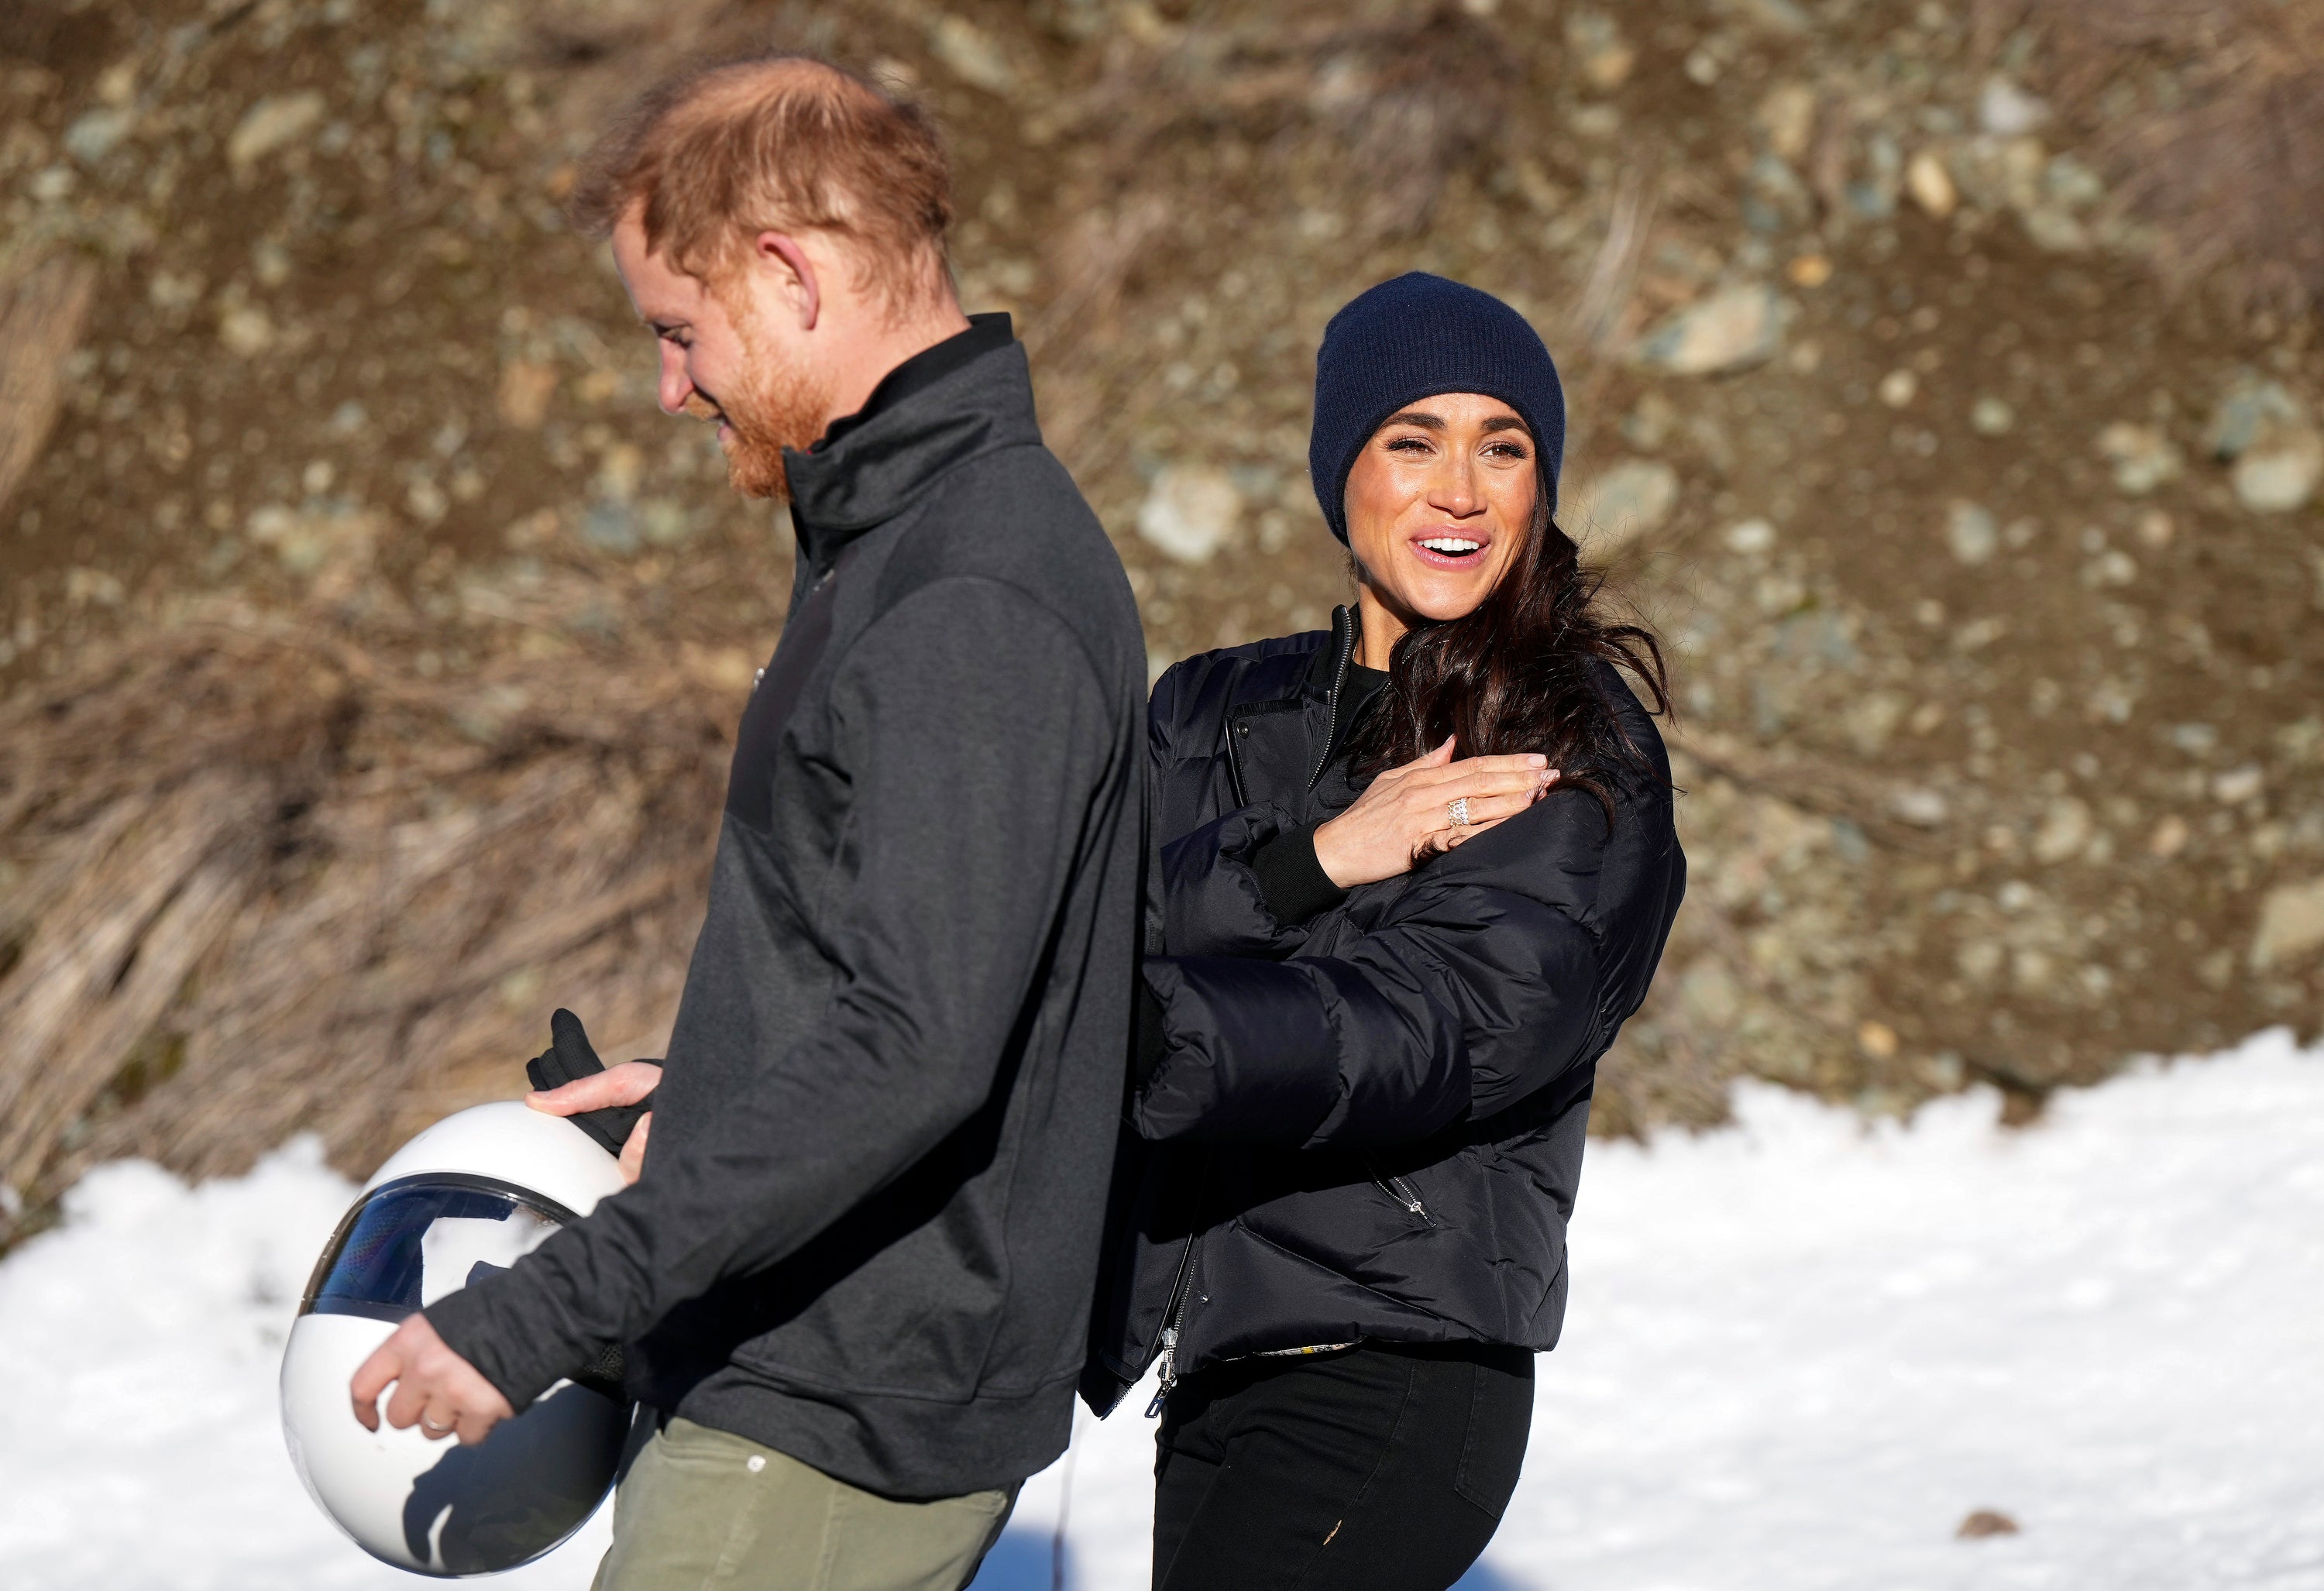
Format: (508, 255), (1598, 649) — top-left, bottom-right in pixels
(524, 1008), (657, 1159)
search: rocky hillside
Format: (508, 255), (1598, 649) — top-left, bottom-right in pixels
(1, 0), (2319, 1212)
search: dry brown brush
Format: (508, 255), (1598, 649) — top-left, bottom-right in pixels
(1986, 0), (2324, 316)
(0, 594), (741, 1243)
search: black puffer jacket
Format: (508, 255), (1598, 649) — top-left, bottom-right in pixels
(1084, 608), (1684, 1411)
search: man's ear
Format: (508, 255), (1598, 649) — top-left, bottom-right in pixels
(754, 232), (820, 332)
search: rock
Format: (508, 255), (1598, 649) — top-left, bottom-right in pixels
(2149, 814), (2189, 858)
(1566, 11), (1636, 91)
(2044, 153), (2106, 211)
(1623, 392), (1677, 449)
(1572, 459), (1679, 552)
(247, 501), (378, 581)
(497, 360), (557, 430)
(2231, 423), (2322, 513)
(2205, 370), (2305, 460)
(2211, 765), (2264, 805)
(1945, 501), (1999, 565)
(2020, 205), (2089, 253)
(2095, 422), (2182, 495)
(1137, 464), (1242, 564)
(1756, 83), (1814, 161)
(582, 500), (639, 554)
(1724, 517), (1776, 555)
(1635, 283), (1790, 375)
(63, 566), (125, 607)
(1844, 132), (1903, 220)
(2251, 877), (2324, 971)
(217, 305), (274, 357)
(1958, 1509), (2022, 1539)
(2032, 797), (2092, 864)
(63, 106), (134, 166)
(929, 15), (1015, 96)
(229, 91), (327, 170)
(1879, 369), (1918, 408)
(1890, 788), (1949, 828)
(1715, 0), (1811, 34)
(1905, 149), (1956, 218)
(1786, 253), (1832, 288)
(1971, 396), (2016, 436)
(1979, 77), (2049, 137)
(1856, 1019), (1899, 1060)
(1745, 153), (1813, 229)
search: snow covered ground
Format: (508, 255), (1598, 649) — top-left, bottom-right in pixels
(3, 1027), (2320, 1590)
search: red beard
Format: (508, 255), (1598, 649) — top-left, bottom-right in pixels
(695, 314), (836, 503)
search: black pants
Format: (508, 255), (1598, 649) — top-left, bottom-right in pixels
(1151, 1342), (1534, 1591)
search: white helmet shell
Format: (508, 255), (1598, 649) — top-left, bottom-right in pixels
(280, 1102), (641, 1577)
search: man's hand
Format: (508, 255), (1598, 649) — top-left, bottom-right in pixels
(530, 1060), (661, 1185)
(350, 1314), (516, 1447)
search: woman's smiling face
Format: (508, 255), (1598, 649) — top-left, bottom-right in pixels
(1342, 392), (1538, 637)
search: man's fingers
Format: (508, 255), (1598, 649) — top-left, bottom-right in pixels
(349, 1339), (401, 1431)
(527, 1058), (662, 1116)
(617, 1111), (651, 1186)
(382, 1380), (426, 1434)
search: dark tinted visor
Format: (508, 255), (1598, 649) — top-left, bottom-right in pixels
(300, 1173), (576, 1324)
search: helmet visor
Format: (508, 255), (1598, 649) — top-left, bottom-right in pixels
(300, 1173), (575, 1324)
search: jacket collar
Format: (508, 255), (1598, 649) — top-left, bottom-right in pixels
(781, 329), (1043, 574)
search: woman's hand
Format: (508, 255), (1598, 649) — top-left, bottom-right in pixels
(1312, 737), (1557, 889)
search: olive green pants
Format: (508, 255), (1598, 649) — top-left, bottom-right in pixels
(590, 1417), (1018, 1591)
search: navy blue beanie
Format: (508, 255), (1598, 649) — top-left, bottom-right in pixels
(1308, 273), (1566, 545)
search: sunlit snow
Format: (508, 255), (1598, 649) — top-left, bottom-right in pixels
(3, 1028), (2319, 1590)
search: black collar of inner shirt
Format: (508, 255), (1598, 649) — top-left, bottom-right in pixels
(810, 312), (1016, 454)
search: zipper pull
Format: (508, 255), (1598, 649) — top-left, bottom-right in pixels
(1143, 1327), (1178, 1418)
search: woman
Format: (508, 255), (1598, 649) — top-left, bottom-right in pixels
(1085, 273), (1686, 1590)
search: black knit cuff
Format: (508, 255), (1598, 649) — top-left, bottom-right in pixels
(1250, 823), (1348, 924)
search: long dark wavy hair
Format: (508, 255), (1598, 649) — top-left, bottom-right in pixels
(1344, 489), (1672, 822)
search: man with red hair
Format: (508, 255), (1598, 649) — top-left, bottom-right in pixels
(350, 53), (1145, 1589)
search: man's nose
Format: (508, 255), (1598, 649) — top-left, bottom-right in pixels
(657, 344), (693, 416)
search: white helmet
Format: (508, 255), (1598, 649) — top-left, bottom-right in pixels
(280, 1101), (641, 1577)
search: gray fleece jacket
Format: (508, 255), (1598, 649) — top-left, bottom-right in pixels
(428, 317), (1147, 1500)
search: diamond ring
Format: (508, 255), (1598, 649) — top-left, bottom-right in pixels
(1447, 797), (1470, 827)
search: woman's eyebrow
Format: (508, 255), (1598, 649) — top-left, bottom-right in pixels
(1480, 415), (1526, 434)
(1382, 409), (1446, 431)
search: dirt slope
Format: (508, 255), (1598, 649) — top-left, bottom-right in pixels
(1, 0), (2319, 1220)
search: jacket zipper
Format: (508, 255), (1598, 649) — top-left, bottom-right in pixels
(1143, 1234), (1201, 1417)
(1371, 1165), (1432, 1223)
(1305, 606), (1357, 791)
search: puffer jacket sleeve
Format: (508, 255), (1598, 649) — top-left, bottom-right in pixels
(1144, 660), (1319, 961)
(1131, 794), (1606, 1149)
(1156, 802), (1323, 958)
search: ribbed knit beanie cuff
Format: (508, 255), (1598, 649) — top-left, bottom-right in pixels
(1308, 273), (1566, 545)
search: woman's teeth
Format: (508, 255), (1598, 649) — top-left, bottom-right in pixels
(1419, 538), (1483, 555)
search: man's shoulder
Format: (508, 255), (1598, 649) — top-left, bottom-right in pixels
(868, 445), (1139, 675)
